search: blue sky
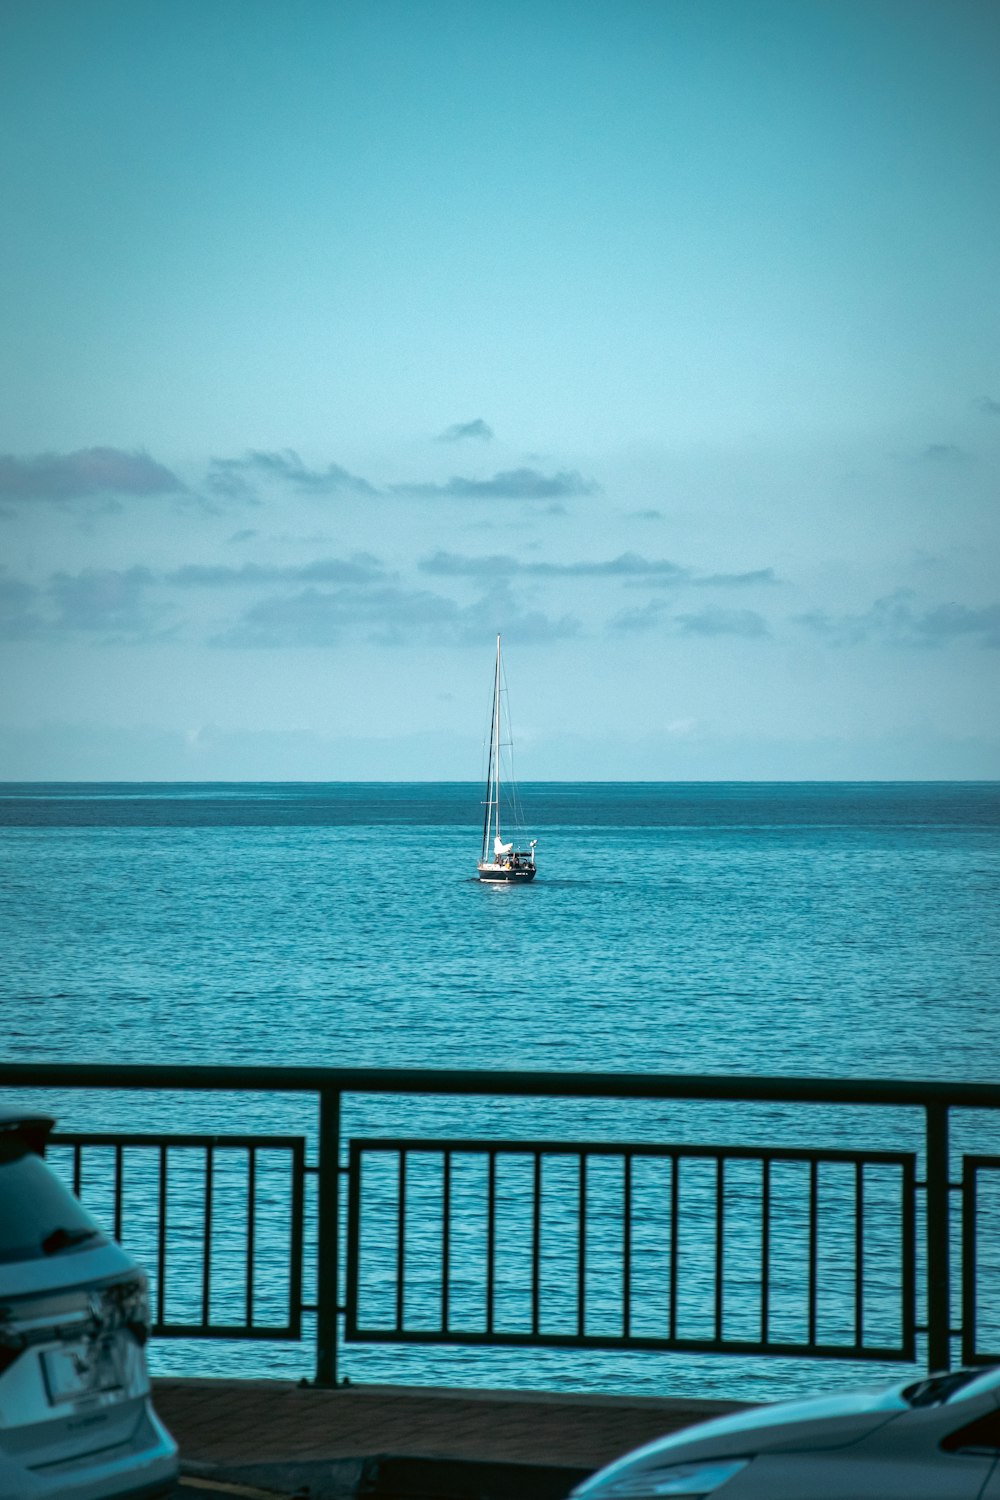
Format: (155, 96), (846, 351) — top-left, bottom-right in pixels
(1, 0), (998, 778)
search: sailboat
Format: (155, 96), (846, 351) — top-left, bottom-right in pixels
(477, 634), (538, 883)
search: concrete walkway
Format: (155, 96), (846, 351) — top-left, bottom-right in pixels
(155, 1379), (747, 1500)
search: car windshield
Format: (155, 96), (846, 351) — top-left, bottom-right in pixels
(0, 1138), (107, 1263)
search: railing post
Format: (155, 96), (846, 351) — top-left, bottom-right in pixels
(316, 1085), (341, 1386)
(926, 1102), (951, 1371)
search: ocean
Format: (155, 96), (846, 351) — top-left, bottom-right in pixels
(2, 780), (999, 1401)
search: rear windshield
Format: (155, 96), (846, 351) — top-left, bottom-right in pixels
(0, 1139), (107, 1263)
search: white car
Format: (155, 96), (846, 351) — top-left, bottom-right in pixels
(571, 1365), (1000, 1499)
(0, 1109), (178, 1500)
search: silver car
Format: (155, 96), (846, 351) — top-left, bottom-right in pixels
(0, 1110), (178, 1500)
(572, 1365), (1000, 1499)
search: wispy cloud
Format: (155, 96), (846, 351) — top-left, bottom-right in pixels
(168, 554), (388, 587)
(796, 589), (1000, 648)
(675, 607), (770, 638)
(0, 570), (46, 639)
(212, 583), (580, 648)
(420, 551), (778, 588)
(609, 600), (770, 638)
(420, 549), (689, 581)
(609, 599), (669, 634)
(208, 450), (377, 500)
(393, 467), (598, 501)
(205, 451), (591, 505)
(437, 418), (494, 442)
(695, 567), (779, 588)
(0, 448), (183, 501)
(974, 396), (1000, 416)
(919, 442), (969, 462)
(48, 566), (173, 639)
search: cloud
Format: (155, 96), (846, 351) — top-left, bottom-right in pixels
(796, 589), (1000, 648)
(421, 551), (777, 588)
(0, 565), (168, 640)
(0, 570), (46, 639)
(420, 549), (690, 581)
(204, 452), (597, 507)
(47, 566), (172, 639)
(0, 448), (183, 501)
(168, 554), (387, 588)
(208, 450), (377, 500)
(609, 600), (770, 637)
(628, 508), (664, 521)
(675, 607), (770, 638)
(696, 567), (780, 587)
(394, 467), (598, 500)
(437, 419), (494, 442)
(917, 602), (1000, 645)
(919, 443), (969, 462)
(609, 599), (669, 633)
(974, 396), (1000, 415)
(212, 582), (580, 649)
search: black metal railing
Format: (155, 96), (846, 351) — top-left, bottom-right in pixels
(3, 1063), (1000, 1388)
(345, 1137), (916, 1363)
(47, 1131), (306, 1340)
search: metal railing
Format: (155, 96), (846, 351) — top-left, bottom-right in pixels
(344, 1136), (917, 1363)
(2, 1063), (1000, 1386)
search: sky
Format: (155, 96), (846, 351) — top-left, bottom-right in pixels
(1, 0), (998, 780)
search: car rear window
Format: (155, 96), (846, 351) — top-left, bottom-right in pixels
(0, 1138), (107, 1263)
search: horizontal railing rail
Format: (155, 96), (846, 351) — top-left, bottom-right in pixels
(3, 1063), (1000, 1388)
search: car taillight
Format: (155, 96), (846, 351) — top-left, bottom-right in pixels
(102, 1275), (152, 1346)
(0, 1318), (25, 1375)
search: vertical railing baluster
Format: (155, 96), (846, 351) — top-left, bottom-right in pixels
(202, 1144), (214, 1328)
(396, 1150), (407, 1334)
(288, 1139), (305, 1340)
(577, 1152), (587, 1338)
(246, 1147), (256, 1330)
(531, 1152), (542, 1337)
(902, 1156), (917, 1361)
(668, 1154), (679, 1342)
(926, 1103), (951, 1371)
(960, 1159), (976, 1366)
(73, 1142), (82, 1197)
(623, 1153), (632, 1340)
(157, 1145), (168, 1329)
(715, 1157), (725, 1343)
(315, 1087), (341, 1386)
(808, 1159), (818, 1348)
(486, 1150), (496, 1337)
(114, 1144), (124, 1243)
(761, 1156), (771, 1347)
(441, 1150), (451, 1335)
(855, 1161), (864, 1351)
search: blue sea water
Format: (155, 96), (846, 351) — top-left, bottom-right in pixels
(1, 781), (999, 1401)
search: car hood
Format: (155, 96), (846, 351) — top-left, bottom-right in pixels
(574, 1384), (911, 1494)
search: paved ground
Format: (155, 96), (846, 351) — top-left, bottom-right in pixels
(154, 1378), (747, 1499)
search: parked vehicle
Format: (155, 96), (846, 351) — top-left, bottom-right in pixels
(0, 1109), (178, 1500)
(571, 1365), (1000, 1499)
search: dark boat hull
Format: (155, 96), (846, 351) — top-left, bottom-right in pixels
(477, 863), (537, 883)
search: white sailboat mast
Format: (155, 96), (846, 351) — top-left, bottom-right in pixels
(492, 633), (502, 848)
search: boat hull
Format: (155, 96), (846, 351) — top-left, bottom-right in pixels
(477, 862), (537, 883)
